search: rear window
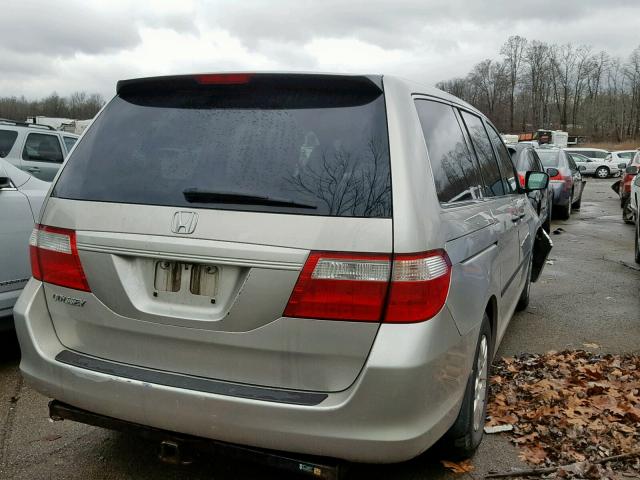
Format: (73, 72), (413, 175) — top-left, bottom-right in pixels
(63, 136), (77, 151)
(53, 76), (392, 218)
(536, 150), (560, 167)
(0, 129), (18, 157)
(515, 149), (537, 172)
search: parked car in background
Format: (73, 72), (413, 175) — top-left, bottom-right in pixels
(564, 147), (610, 162)
(537, 147), (585, 219)
(565, 151), (622, 179)
(0, 119), (78, 181)
(607, 150), (637, 168)
(511, 143), (553, 232)
(621, 151), (640, 224)
(631, 173), (640, 263)
(0, 158), (48, 330)
(15, 73), (551, 464)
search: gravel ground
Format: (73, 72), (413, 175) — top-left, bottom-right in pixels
(0, 177), (638, 480)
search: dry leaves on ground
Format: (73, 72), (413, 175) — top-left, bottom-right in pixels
(441, 459), (475, 474)
(487, 350), (640, 477)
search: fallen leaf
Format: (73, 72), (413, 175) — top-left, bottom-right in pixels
(440, 459), (474, 474)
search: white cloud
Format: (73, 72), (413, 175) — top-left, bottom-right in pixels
(0, 0), (639, 99)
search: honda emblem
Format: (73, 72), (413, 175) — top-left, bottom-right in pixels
(171, 211), (198, 234)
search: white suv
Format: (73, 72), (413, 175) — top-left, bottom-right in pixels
(0, 119), (79, 181)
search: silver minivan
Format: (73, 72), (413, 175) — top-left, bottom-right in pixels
(15, 73), (550, 464)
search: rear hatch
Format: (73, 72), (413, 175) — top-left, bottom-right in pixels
(38, 74), (393, 392)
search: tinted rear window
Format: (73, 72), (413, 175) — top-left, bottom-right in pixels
(53, 77), (392, 218)
(0, 129), (18, 157)
(536, 150), (560, 167)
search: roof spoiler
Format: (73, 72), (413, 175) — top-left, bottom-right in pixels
(116, 73), (383, 96)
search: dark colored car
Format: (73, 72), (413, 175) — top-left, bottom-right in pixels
(511, 143), (553, 232)
(535, 147), (586, 220)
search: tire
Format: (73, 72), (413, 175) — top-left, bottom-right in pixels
(557, 193), (572, 220)
(635, 217), (640, 264)
(623, 197), (634, 224)
(445, 314), (492, 458)
(516, 254), (532, 311)
(572, 194), (582, 210)
(595, 166), (610, 179)
(542, 213), (551, 233)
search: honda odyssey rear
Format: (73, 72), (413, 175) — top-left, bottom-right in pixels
(15, 73), (548, 463)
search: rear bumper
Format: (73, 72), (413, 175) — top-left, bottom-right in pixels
(14, 279), (475, 463)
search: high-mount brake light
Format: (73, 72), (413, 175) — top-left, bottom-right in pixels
(29, 225), (90, 292)
(194, 73), (252, 85)
(283, 250), (451, 323)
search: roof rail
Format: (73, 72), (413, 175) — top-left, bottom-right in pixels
(0, 118), (56, 131)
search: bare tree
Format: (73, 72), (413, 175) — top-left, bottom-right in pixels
(500, 35), (527, 130)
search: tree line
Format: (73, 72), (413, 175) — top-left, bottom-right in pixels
(0, 92), (105, 122)
(436, 36), (640, 142)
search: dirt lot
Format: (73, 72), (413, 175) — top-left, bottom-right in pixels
(1, 178), (638, 480)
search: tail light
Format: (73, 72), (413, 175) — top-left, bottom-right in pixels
(29, 225), (90, 292)
(518, 173), (526, 188)
(283, 250), (451, 323)
(548, 170), (563, 181)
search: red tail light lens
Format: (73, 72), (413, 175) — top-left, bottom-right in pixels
(283, 252), (391, 321)
(284, 250), (451, 323)
(385, 251), (451, 323)
(518, 173), (526, 188)
(29, 225), (90, 292)
(194, 73), (252, 85)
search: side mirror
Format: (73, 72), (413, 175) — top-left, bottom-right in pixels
(525, 171), (549, 191)
(546, 168), (559, 178)
(578, 165), (587, 172)
(618, 162), (627, 169)
(625, 165), (639, 175)
(0, 176), (12, 189)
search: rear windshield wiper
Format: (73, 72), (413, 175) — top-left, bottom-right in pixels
(182, 188), (318, 210)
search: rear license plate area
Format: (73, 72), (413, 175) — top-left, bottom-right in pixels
(153, 261), (218, 301)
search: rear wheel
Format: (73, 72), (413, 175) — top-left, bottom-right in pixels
(558, 193), (572, 220)
(572, 194), (582, 210)
(623, 198), (634, 224)
(516, 255), (532, 311)
(445, 314), (492, 458)
(595, 166), (610, 179)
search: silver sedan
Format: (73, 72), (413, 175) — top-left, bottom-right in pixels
(566, 152), (622, 178)
(0, 158), (48, 329)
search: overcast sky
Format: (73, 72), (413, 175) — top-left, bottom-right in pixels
(2, 0), (640, 100)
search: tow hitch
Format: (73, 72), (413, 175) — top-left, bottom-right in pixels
(49, 400), (344, 479)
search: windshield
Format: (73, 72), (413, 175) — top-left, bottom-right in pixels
(536, 150), (560, 167)
(53, 78), (392, 218)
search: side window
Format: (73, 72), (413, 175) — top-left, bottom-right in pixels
(0, 129), (18, 158)
(594, 151), (608, 159)
(63, 136), (77, 151)
(485, 124), (517, 194)
(22, 133), (64, 163)
(414, 100), (484, 203)
(460, 111), (505, 197)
